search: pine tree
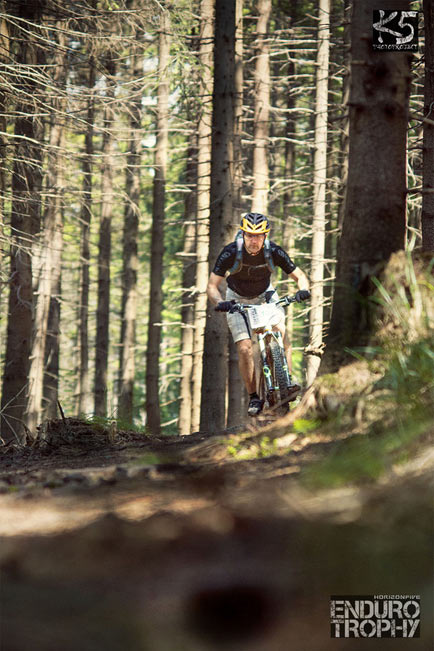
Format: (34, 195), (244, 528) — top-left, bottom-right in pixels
(324, 0), (412, 364)
(146, 9), (171, 436)
(118, 38), (143, 423)
(200, 0), (236, 433)
(26, 27), (68, 431)
(227, 0), (245, 429)
(251, 0), (271, 213)
(422, 0), (434, 252)
(305, 0), (330, 386)
(76, 55), (95, 415)
(191, 0), (214, 433)
(1, 0), (46, 442)
(94, 54), (116, 417)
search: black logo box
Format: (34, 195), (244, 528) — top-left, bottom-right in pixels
(330, 596), (421, 639)
(330, 596), (421, 621)
(330, 595), (421, 610)
(372, 10), (419, 51)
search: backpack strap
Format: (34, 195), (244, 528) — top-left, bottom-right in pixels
(263, 237), (275, 273)
(228, 231), (275, 275)
(228, 230), (244, 274)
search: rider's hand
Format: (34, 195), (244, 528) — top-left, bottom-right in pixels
(215, 300), (237, 313)
(295, 289), (310, 303)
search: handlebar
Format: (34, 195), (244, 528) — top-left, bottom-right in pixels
(218, 291), (310, 313)
(277, 295), (298, 307)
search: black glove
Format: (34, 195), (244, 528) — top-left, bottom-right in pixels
(215, 300), (237, 313)
(295, 289), (310, 303)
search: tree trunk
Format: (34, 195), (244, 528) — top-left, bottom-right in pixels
(118, 43), (143, 424)
(305, 0), (330, 387)
(200, 0), (235, 434)
(191, 0), (214, 433)
(94, 56), (116, 417)
(251, 0), (271, 213)
(233, 0), (243, 220)
(323, 0), (351, 331)
(178, 138), (197, 435)
(26, 28), (67, 433)
(324, 0), (411, 365)
(422, 0), (434, 252)
(43, 274), (62, 420)
(43, 27), (67, 420)
(227, 0), (245, 429)
(145, 10), (171, 436)
(1, 1), (45, 442)
(0, 4), (9, 296)
(337, 0), (352, 232)
(76, 56), (95, 415)
(281, 0), (298, 355)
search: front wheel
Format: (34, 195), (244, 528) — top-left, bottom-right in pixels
(269, 338), (291, 415)
(258, 337), (290, 416)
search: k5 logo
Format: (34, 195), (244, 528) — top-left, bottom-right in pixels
(373, 10), (418, 51)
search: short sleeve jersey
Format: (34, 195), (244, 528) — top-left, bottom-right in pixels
(212, 240), (296, 298)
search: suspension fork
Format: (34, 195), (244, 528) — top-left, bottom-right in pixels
(258, 332), (274, 393)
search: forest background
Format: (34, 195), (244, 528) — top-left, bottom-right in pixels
(0, 0), (431, 444)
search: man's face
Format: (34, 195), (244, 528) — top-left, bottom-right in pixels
(243, 232), (266, 255)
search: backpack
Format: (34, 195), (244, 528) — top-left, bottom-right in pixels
(228, 229), (275, 275)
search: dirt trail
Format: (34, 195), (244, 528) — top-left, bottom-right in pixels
(0, 419), (433, 650)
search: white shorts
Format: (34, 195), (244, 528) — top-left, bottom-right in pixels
(226, 285), (285, 343)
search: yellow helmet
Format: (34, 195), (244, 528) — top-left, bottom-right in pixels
(240, 212), (271, 234)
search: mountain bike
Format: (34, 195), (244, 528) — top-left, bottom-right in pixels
(230, 293), (310, 416)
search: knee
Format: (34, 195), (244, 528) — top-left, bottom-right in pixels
(237, 339), (252, 358)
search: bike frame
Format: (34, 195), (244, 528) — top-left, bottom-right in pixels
(235, 295), (297, 397)
(218, 292), (309, 414)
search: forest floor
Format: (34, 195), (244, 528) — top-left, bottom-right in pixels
(2, 250), (432, 650)
(0, 408), (433, 651)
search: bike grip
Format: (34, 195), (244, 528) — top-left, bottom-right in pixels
(215, 300), (237, 312)
(294, 289), (311, 303)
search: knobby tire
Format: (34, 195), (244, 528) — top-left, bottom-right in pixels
(258, 337), (290, 416)
(268, 337), (290, 415)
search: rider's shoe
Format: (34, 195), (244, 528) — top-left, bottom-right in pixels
(248, 395), (264, 417)
(287, 383), (301, 401)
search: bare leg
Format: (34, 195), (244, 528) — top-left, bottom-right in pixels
(236, 338), (256, 394)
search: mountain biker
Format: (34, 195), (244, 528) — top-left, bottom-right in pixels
(206, 212), (310, 416)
